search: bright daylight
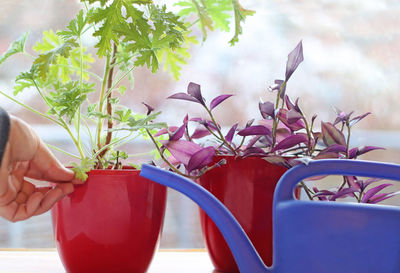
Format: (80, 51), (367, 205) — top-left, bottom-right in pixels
(0, 1), (400, 272)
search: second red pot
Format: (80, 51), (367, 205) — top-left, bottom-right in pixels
(199, 156), (288, 273)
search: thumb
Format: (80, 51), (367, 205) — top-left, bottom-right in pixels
(26, 140), (75, 182)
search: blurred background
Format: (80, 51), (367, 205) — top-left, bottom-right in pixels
(0, 0), (400, 248)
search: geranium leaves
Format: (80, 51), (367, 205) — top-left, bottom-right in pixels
(0, 31), (29, 66)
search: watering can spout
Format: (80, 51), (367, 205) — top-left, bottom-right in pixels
(140, 164), (270, 273)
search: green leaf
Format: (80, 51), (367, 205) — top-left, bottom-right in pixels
(157, 31), (198, 80)
(204, 0), (232, 32)
(114, 108), (132, 123)
(33, 30), (94, 82)
(229, 0), (255, 46)
(71, 157), (96, 181)
(118, 85), (127, 95)
(34, 39), (79, 81)
(0, 31), (29, 65)
(13, 70), (35, 95)
(58, 9), (89, 40)
(47, 81), (95, 123)
(112, 4), (186, 73)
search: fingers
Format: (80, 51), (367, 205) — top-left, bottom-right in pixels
(8, 116), (77, 183)
(33, 183), (74, 216)
(8, 116), (39, 162)
(28, 140), (75, 182)
(0, 178), (74, 222)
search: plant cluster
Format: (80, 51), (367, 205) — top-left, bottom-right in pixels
(150, 41), (399, 204)
(0, 0), (254, 180)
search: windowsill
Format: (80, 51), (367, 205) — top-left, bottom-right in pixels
(0, 249), (214, 273)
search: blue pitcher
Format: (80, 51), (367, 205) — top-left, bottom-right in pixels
(140, 159), (400, 273)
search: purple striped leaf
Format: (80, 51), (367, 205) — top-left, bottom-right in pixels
(154, 128), (168, 137)
(285, 40), (304, 81)
(210, 94), (233, 110)
(349, 112), (371, 127)
(287, 109), (303, 124)
(142, 102), (154, 115)
(278, 109), (305, 131)
(191, 126), (211, 139)
(348, 148), (358, 159)
(275, 128), (291, 142)
(272, 133), (308, 152)
(314, 190), (335, 197)
(285, 96), (302, 113)
(161, 140), (203, 166)
(190, 117), (202, 122)
(199, 119), (219, 131)
(154, 126), (178, 137)
(259, 101), (275, 119)
(358, 146), (384, 156)
(168, 92), (199, 103)
(263, 156), (290, 167)
(241, 147), (267, 158)
(246, 119), (255, 128)
(362, 183), (393, 203)
(357, 178), (381, 191)
(183, 114), (189, 123)
(187, 82), (205, 106)
(322, 144), (347, 154)
(330, 187), (358, 201)
(369, 191), (400, 204)
(244, 135), (262, 149)
(269, 79), (286, 99)
(187, 146), (215, 173)
(225, 123), (238, 143)
(170, 122), (187, 141)
(314, 152), (341, 159)
(238, 125), (270, 136)
(349, 146), (384, 159)
(321, 121), (346, 146)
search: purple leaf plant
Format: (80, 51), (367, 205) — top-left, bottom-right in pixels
(146, 40), (396, 205)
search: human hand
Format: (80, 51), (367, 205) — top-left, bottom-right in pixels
(0, 116), (82, 222)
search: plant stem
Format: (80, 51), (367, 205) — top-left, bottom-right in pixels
(345, 122), (351, 158)
(81, 117), (95, 156)
(93, 132), (134, 159)
(46, 143), (81, 159)
(96, 52), (111, 151)
(32, 81), (84, 158)
(52, 64), (102, 81)
(102, 65), (135, 100)
(205, 107), (237, 155)
(303, 117), (313, 156)
(76, 36), (85, 156)
(237, 136), (246, 150)
(146, 129), (193, 178)
(98, 43), (117, 159)
(0, 91), (62, 126)
(271, 81), (287, 149)
(300, 181), (314, 200)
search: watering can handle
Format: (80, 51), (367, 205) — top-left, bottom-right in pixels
(274, 159), (400, 204)
(140, 164), (268, 273)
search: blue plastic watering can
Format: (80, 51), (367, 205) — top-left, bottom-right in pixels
(140, 159), (400, 273)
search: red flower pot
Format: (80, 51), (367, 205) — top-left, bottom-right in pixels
(51, 168), (167, 273)
(198, 156), (287, 273)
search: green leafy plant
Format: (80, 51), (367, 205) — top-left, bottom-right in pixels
(0, 0), (254, 179)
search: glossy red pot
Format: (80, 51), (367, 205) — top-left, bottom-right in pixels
(51, 168), (167, 273)
(199, 156), (287, 273)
